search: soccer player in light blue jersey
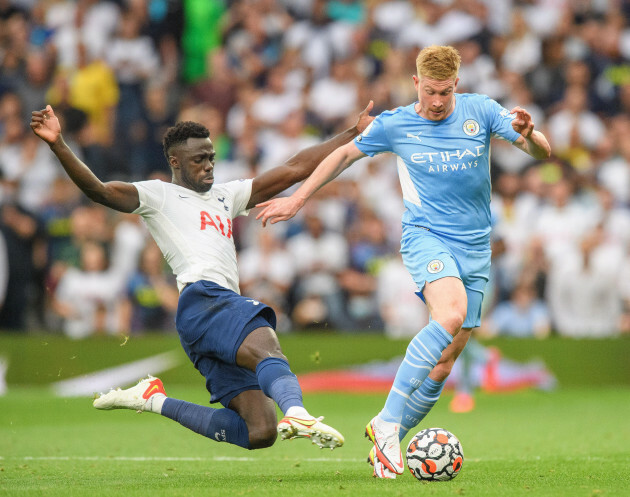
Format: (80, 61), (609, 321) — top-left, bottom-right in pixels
(257, 45), (551, 478)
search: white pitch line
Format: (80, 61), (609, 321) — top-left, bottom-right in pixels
(2, 456), (364, 463)
(3, 455), (609, 463)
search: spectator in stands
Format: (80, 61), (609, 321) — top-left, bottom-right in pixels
(547, 83), (606, 169)
(107, 7), (160, 178)
(307, 57), (359, 134)
(46, 42), (120, 145)
(239, 226), (295, 332)
(52, 239), (122, 338)
(1, 0), (630, 338)
(547, 225), (625, 337)
(483, 280), (551, 338)
(287, 209), (349, 329)
(534, 172), (597, 262)
(339, 206), (389, 330)
(376, 254), (429, 338)
(118, 240), (178, 334)
(0, 202), (42, 330)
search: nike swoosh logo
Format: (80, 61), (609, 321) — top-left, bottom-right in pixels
(281, 416), (317, 428)
(178, 194), (189, 198)
(142, 379), (165, 399)
(145, 385), (161, 396)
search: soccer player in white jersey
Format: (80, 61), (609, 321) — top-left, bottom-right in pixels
(257, 45), (551, 477)
(30, 102), (374, 452)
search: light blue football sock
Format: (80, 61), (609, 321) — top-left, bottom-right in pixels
(379, 320), (452, 424)
(399, 377), (445, 440)
(256, 357), (304, 414)
(160, 398), (250, 449)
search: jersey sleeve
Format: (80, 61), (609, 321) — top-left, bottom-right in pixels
(353, 113), (393, 156)
(132, 180), (165, 216)
(226, 178), (254, 217)
(485, 97), (521, 143)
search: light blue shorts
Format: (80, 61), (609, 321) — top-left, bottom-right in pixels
(400, 227), (491, 328)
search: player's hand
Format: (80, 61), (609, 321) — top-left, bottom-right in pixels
(355, 100), (375, 134)
(510, 106), (534, 139)
(30, 105), (61, 146)
(256, 195), (305, 227)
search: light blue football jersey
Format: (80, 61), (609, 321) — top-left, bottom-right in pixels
(354, 93), (520, 247)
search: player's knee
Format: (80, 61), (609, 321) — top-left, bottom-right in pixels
(248, 424), (278, 449)
(439, 309), (466, 335)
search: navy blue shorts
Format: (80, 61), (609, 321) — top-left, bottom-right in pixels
(175, 280), (277, 407)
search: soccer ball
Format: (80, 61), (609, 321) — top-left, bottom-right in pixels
(406, 428), (464, 481)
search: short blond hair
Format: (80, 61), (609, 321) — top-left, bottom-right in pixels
(416, 45), (461, 80)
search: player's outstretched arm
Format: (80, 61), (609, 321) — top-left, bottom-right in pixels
(246, 101), (374, 209)
(30, 105), (140, 213)
(510, 106), (551, 160)
(256, 139), (366, 226)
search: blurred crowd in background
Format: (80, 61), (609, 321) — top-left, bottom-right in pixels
(1, 0), (630, 340)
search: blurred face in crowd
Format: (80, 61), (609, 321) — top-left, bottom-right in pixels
(81, 241), (107, 272)
(141, 242), (165, 276)
(413, 75), (458, 121)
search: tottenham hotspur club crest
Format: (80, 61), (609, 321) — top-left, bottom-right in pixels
(217, 196), (229, 212)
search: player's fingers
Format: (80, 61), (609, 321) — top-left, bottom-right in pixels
(255, 205), (276, 221)
(269, 215), (287, 225)
(45, 104), (56, 118)
(258, 210), (273, 226)
(362, 100), (374, 114)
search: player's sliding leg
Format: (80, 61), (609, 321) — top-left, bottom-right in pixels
(94, 376), (254, 448)
(238, 326), (344, 449)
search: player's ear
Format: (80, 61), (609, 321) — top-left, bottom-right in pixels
(169, 156), (179, 169)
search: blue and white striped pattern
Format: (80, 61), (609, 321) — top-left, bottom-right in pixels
(379, 321), (452, 424)
(399, 377), (445, 439)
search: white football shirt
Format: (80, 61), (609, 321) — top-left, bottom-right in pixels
(132, 179), (253, 293)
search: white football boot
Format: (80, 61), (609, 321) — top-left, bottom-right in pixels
(93, 376), (166, 413)
(277, 415), (344, 450)
(365, 416), (404, 474)
(368, 446), (397, 479)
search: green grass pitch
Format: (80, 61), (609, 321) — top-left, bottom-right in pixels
(0, 334), (629, 496)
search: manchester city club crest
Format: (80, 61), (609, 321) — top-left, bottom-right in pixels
(427, 259), (444, 274)
(463, 119), (480, 136)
